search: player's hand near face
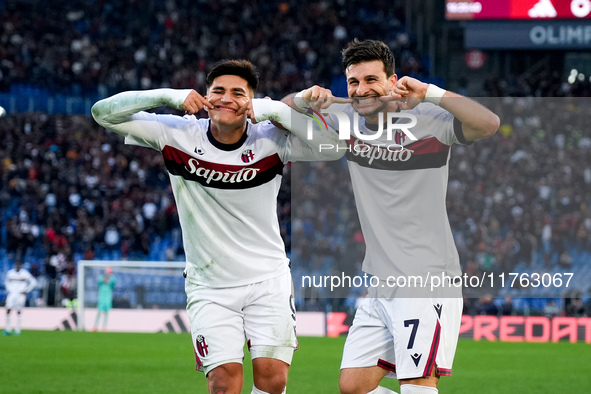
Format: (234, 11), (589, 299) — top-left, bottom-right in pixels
(392, 76), (429, 110)
(235, 96), (256, 121)
(296, 85), (352, 112)
(238, 96), (287, 129)
(182, 90), (214, 114)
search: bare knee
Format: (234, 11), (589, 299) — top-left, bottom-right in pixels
(339, 375), (366, 394)
(339, 367), (386, 394)
(253, 358), (289, 394)
(339, 374), (360, 394)
(207, 363), (243, 394)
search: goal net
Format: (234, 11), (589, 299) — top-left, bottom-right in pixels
(76, 260), (186, 331)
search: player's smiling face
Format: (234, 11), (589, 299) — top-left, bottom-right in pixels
(207, 75), (252, 126)
(346, 60), (397, 117)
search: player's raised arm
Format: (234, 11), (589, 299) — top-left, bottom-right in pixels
(283, 85), (352, 113)
(393, 76), (500, 141)
(91, 88), (212, 137)
(250, 98), (347, 161)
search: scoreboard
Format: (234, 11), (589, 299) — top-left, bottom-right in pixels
(446, 0), (591, 20)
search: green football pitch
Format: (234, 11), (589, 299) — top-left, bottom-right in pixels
(1, 331), (589, 393)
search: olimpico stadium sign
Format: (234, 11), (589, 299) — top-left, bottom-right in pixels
(465, 20), (591, 49)
(529, 24), (591, 45)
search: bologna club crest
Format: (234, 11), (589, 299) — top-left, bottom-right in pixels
(241, 149), (255, 163)
(196, 335), (209, 357)
(394, 130), (406, 145)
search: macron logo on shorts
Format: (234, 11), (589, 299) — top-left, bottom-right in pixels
(433, 304), (443, 319)
(411, 353), (422, 367)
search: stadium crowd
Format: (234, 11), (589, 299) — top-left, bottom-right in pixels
(483, 69), (591, 98)
(0, 0), (423, 99)
(1, 0), (590, 315)
(0, 112), (183, 304)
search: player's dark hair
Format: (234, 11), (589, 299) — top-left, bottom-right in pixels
(342, 39), (395, 77)
(206, 59), (259, 92)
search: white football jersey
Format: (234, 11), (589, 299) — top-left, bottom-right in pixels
(125, 113), (323, 287)
(325, 102), (469, 280)
(5, 268), (37, 294)
(92, 89), (344, 288)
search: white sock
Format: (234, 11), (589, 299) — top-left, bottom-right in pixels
(5, 313), (11, 331)
(251, 387), (286, 394)
(400, 384), (437, 394)
(368, 386), (399, 393)
(15, 313), (22, 334)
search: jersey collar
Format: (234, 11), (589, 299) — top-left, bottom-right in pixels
(206, 120), (249, 151)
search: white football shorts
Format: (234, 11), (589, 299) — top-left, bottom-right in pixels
(5, 292), (27, 311)
(185, 271), (297, 375)
(341, 286), (462, 380)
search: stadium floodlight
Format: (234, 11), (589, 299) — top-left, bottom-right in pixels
(76, 260), (186, 331)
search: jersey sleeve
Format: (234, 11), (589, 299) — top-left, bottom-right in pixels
(122, 112), (196, 151)
(250, 99), (346, 163)
(91, 89), (193, 151)
(416, 103), (471, 146)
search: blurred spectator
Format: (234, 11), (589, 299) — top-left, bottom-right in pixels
(500, 296), (514, 316)
(543, 300), (561, 318)
(558, 249), (572, 269)
(477, 295), (499, 316)
(59, 257), (77, 305)
(462, 297), (478, 316)
(565, 297), (585, 317)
